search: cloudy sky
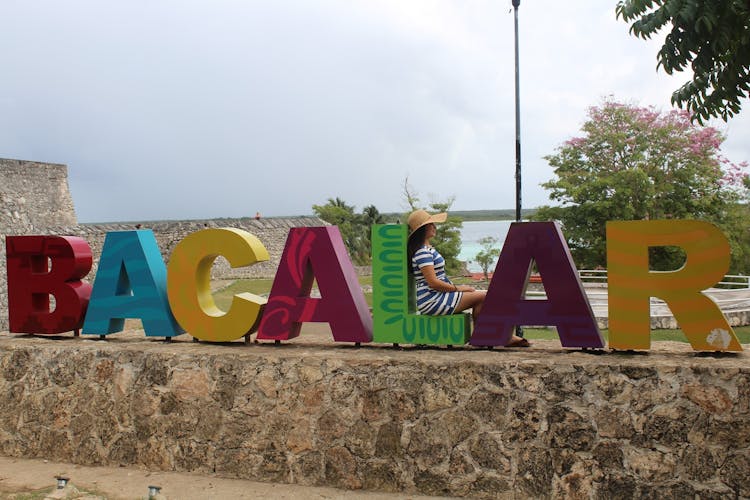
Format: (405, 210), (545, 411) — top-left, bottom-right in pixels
(1, 1), (748, 222)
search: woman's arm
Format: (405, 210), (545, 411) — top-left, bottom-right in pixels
(419, 265), (475, 293)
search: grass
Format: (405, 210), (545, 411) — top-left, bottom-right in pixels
(211, 278), (750, 344)
(521, 326), (750, 344)
(212, 278), (275, 306)
(1, 489), (55, 500)
(212, 277), (375, 308)
(1, 485), (105, 499)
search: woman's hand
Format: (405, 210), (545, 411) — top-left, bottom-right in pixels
(420, 266), (474, 293)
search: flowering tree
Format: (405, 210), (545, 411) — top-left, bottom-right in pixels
(534, 100), (748, 270)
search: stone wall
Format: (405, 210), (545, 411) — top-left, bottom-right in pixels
(0, 159), (77, 231)
(68, 217), (326, 279)
(0, 336), (747, 498)
(0, 159), (79, 332)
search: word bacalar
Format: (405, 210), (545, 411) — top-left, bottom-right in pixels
(4, 220), (743, 352)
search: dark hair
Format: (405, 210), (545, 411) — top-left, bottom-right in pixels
(407, 225), (428, 262)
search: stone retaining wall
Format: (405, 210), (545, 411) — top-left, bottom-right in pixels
(0, 336), (747, 498)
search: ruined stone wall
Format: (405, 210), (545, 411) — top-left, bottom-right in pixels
(0, 159), (77, 231)
(0, 159), (79, 332)
(0, 337), (747, 498)
(68, 217), (326, 279)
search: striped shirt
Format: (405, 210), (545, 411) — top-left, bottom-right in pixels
(411, 245), (461, 315)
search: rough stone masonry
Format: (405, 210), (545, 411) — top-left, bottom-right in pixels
(0, 334), (747, 498)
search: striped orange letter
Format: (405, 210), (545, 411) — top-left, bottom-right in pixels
(607, 220), (741, 351)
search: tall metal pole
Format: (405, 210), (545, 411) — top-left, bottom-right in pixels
(512, 0), (524, 340)
(512, 0), (521, 223)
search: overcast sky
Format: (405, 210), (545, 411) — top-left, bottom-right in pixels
(1, 1), (748, 222)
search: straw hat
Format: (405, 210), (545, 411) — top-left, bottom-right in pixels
(407, 209), (447, 235)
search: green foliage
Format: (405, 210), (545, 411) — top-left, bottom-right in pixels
(534, 99), (747, 270)
(426, 200), (464, 275)
(312, 198), (384, 265)
(715, 202), (750, 274)
(474, 236), (501, 280)
(361, 204), (385, 247)
(616, 0), (750, 123)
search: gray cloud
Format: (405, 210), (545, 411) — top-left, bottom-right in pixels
(0, 0), (747, 222)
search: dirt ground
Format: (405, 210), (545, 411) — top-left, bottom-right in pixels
(0, 456), (448, 500)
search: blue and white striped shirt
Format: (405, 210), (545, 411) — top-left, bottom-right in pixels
(411, 245), (461, 315)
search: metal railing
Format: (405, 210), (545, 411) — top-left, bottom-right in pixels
(574, 269), (750, 289)
(523, 270), (750, 312)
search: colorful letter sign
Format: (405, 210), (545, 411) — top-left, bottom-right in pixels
(256, 227), (372, 343)
(167, 228), (269, 342)
(82, 230), (182, 338)
(371, 224), (470, 345)
(3, 219), (746, 353)
(471, 222), (604, 348)
(607, 220), (742, 351)
(6, 235), (92, 334)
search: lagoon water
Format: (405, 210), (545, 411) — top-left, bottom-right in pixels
(458, 220), (513, 272)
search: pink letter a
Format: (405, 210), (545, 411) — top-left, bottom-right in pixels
(256, 227), (372, 343)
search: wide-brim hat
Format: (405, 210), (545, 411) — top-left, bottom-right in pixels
(407, 209), (447, 235)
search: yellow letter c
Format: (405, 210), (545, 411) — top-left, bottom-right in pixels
(167, 228), (269, 342)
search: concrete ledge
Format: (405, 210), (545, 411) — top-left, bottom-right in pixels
(0, 331), (748, 498)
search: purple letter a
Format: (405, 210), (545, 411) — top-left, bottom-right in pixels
(470, 222), (604, 348)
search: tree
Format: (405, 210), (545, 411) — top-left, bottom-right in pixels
(401, 177), (464, 275)
(426, 199), (464, 275)
(534, 99), (747, 270)
(474, 236), (501, 280)
(312, 198), (368, 265)
(361, 205), (384, 225)
(402, 176), (421, 212)
(616, 0), (750, 123)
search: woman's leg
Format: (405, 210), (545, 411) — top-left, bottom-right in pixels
(455, 290), (486, 322)
(457, 290), (529, 346)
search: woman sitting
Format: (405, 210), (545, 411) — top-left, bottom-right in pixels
(407, 209), (529, 347)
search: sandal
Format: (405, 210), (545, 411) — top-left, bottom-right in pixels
(506, 337), (531, 348)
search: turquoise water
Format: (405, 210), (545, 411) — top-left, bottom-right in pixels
(458, 220), (513, 272)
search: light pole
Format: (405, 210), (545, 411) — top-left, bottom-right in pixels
(512, 0), (521, 224)
(512, 0), (524, 340)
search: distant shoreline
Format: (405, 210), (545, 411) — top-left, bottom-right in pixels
(449, 209), (538, 221)
(79, 209), (539, 225)
(381, 208), (538, 222)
